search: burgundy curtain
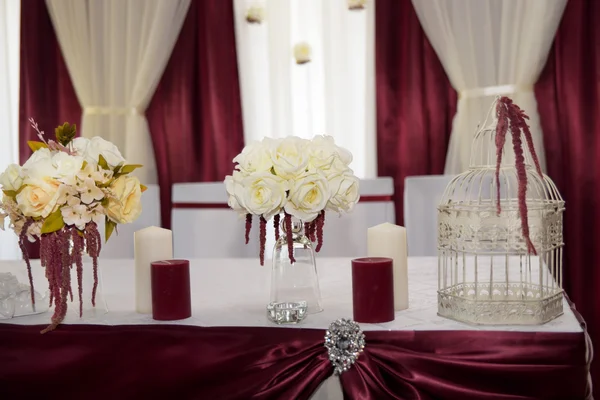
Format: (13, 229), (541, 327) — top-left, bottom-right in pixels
(147, 0), (245, 229)
(535, 0), (600, 395)
(375, 0), (457, 225)
(19, 0), (81, 258)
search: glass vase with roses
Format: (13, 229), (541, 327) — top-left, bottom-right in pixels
(225, 135), (359, 323)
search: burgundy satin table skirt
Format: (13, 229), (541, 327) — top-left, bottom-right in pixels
(0, 323), (589, 400)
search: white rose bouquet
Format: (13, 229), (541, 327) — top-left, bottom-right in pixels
(0, 119), (145, 332)
(224, 135), (359, 265)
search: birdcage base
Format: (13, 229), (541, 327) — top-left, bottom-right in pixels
(438, 282), (563, 325)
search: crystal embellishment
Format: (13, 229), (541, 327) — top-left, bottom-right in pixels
(324, 319), (365, 375)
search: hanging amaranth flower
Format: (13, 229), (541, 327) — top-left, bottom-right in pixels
(494, 96), (543, 255)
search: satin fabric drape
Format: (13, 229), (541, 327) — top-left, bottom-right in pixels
(535, 0), (600, 396)
(147, 0), (245, 229)
(375, 0), (457, 225)
(19, 0), (81, 258)
(0, 324), (587, 399)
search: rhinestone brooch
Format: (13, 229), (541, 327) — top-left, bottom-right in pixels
(324, 318), (365, 375)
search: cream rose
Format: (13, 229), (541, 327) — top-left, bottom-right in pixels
(106, 175), (142, 224)
(233, 140), (274, 174)
(237, 172), (288, 219)
(0, 164), (24, 191)
(327, 171), (360, 213)
(16, 177), (62, 218)
(284, 172), (330, 222)
(270, 136), (310, 179)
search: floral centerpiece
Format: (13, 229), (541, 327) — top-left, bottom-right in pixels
(0, 120), (144, 332)
(224, 135), (359, 265)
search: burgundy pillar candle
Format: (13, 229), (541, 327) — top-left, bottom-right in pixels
(351, 257), (395, 323)
(151, 260), (192, 321)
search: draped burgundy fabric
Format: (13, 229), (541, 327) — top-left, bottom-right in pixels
(375, 0), (457, 225)
(535, 0), (600, 396)
(0, 324), (587, 399)
(19, 0), (81, 258)
(146, 0), (245, 229)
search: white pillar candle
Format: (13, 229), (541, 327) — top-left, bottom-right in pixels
(134, 226), (173, 313)
(367, 223), (408, 311)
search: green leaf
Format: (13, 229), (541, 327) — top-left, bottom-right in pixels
(98, 154), (109, 170)
(105, 218), (117, 242)
(28, 141), (48, 152)
(113, 162), (125, 174)
(54, 122), (77, 146)
(140, 184), (148, 193)
(2, 190), (17, 198)
(118, 164), (143, 175)
(41, 209), (65, 234)
(81, 160), (88, 170)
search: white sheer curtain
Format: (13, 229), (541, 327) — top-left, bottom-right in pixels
(0, 0), (21, 260)
(45, 0), (191, 184)
(233, 0), (376, 178)
(412, 0), (567, 174)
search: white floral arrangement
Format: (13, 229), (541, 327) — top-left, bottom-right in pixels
(224, 135), (359, 265)
(0, 120), (144, 332)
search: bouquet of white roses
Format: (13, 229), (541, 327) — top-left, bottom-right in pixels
(224, 135), (359, 265)
(0, 120), (144, 332)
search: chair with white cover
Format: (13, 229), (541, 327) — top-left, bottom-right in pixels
(403, 175), (454, 256)
(171, 178), (395, 260)
(171, 182), (260, 258)
(317, 177), (395, 257)
(99, 184), (162, 259)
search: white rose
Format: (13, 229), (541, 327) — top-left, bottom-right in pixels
(224, 171), (246, 214)
(270, 136), (310, 179)
(327, 171), (360, 213)
(284, 171), (330, 222)
(311, 135), (352, 166)
(237, 172), (288, 219)
(71, 137), (90, 157)
(83, 137), (125, 168)
(16, 177), (62, 218)
(106, 175), (142, 224)
(0, 164), (24, 191)
(233, 140), (273, 174)
(52, 152), (84, 179)
(22, 148), (56, 180)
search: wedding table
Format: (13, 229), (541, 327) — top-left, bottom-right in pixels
(0, 257), (591, 399)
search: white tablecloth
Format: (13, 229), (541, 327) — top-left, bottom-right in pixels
(0, 257), (582, 332)
(0, 257), (588, 400)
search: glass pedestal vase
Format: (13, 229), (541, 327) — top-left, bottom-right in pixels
(73, 255), (108, 320)
(267, 217), (323, 324)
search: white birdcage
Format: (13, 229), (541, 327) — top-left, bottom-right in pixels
(437, 97), (564, 325)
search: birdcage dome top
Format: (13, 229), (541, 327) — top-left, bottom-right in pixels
(440, 101), (563, 210)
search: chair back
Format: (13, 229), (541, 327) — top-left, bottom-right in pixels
(403, 175), (454, 256)
(172, 182), (259, 258)
(172, 178), (395, 259)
